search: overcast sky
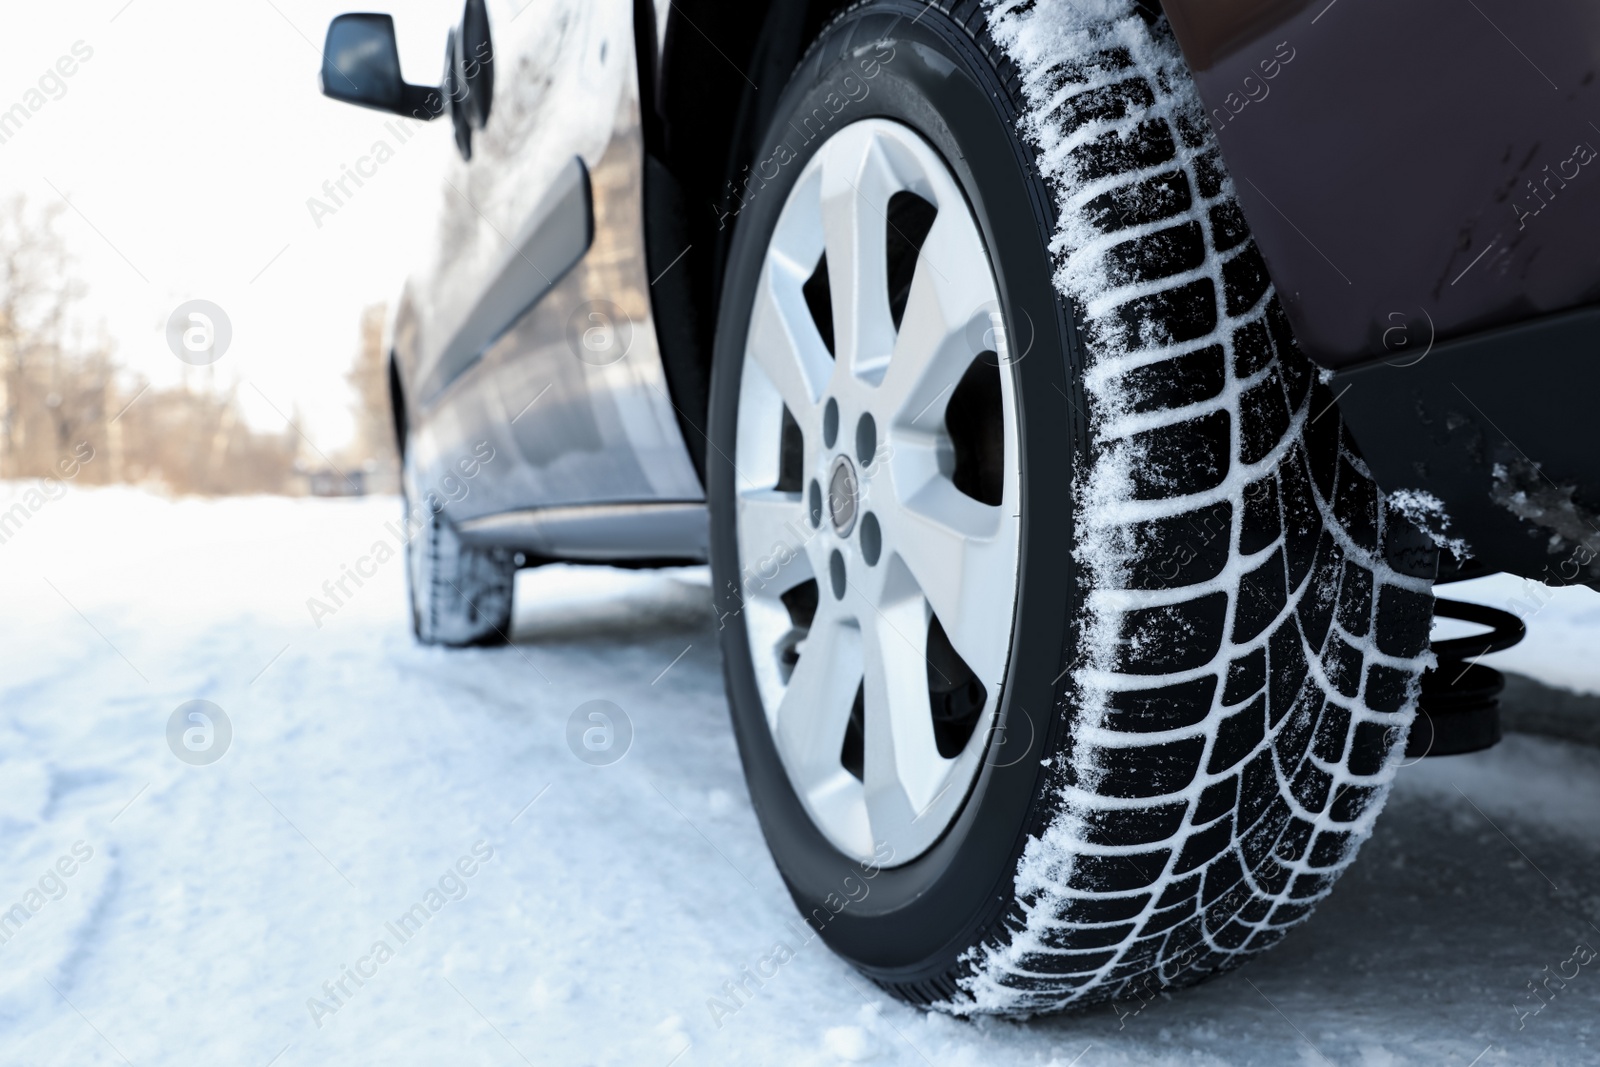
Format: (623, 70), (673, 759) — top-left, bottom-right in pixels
(0, 0), (473, 451)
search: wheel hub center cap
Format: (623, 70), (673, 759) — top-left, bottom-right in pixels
(828, 454), (859, 536)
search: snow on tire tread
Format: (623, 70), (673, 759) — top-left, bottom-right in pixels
(936, 0), (1437, 1016)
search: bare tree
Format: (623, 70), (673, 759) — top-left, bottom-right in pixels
(0, 194), (301, 494)
(0, 195), (90, 476)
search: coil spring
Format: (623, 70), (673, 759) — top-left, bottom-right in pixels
(1407, 598), (1527, 758)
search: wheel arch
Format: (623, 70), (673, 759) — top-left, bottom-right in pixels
(636, 0), (856, 478)
(388, 350), (407, 461)
(386, 285), (423, 461)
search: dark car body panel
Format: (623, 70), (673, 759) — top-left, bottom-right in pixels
(1162, 0), (1600, 369)
(1333, 303), (1600, 585)
(1158, 0), (1600, 584)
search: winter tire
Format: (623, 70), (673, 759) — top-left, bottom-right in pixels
(706, 0), (1436, 1017)
(403, 450), (515, 647)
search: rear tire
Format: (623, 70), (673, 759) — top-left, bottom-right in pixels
(707, 0), (1435, 1016)
(403, 451), (514, 647)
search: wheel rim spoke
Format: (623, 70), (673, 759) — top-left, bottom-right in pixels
(772, 609), (864, 821)
(860, 585), (951, 838)
(878, 211), (1001, 426)
(746, 260), (832, 434)
(819, 128), (899, 383)
(736, 490), (813, 600)
(878, 483), (1016, 689)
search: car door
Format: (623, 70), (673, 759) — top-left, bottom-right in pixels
(400, 0), (703, 532)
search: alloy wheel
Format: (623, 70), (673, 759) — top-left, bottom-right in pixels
(732, 119), (1022, 864)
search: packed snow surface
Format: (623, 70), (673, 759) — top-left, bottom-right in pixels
(2, 485), (1599, 1064)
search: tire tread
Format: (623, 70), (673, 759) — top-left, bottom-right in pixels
(811, 0), (1437, 1015)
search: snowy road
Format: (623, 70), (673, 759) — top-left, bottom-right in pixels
(3, 487), (1600, 1066)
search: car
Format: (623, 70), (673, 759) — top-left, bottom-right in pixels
(318, 0), (1600, 1016)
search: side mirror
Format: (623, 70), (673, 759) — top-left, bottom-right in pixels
(458, 0), (494, 130)
(321, 13), (442, 120)
(444, 28), (472, 160)
(439, 0), (495, 161)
